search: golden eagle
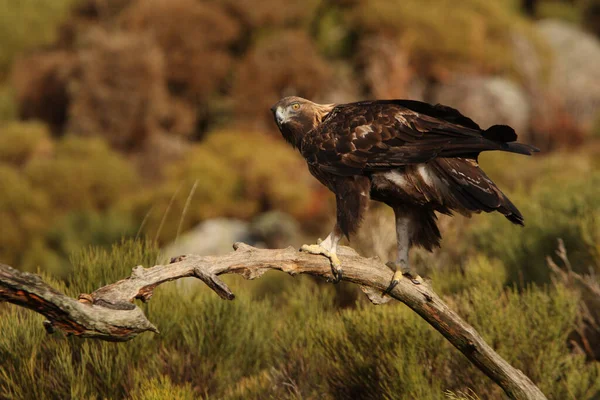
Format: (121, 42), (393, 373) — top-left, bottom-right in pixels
(271, 96), (538, 292)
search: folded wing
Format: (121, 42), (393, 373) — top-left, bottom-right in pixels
(301, 100), (538, 176)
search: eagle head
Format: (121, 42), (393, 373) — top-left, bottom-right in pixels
(271, 96), (335, 148)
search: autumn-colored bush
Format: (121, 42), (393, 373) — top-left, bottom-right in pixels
(218, 0), (321, 30)
(122, 0), (240, 102)
(66, 29), (171, 151)
(232, 30), (333, 131)
(11, 51), (76, 135)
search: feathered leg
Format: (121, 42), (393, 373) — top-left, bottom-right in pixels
(384, 208), (421, 295)
(301, 176), (370, 283)
(300, 225), (343, 282)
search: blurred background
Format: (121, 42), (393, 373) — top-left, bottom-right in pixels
(0, 0), (599, 399)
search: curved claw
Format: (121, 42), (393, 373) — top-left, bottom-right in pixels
(404, 272), (421, 285)
(331, 267), (343, 284)
(330, 253), (343, 284)
(383, 279), (399, 295)
(383, 268), (421, 296)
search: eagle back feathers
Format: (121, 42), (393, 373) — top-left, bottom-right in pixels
(301, 100), (537, 176)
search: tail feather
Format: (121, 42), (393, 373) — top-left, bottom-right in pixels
(501, 141), (540, 156)
(483, 124), (539, 156)
(432, 158), (525, 226)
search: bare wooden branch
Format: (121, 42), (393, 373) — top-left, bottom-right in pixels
(0, 243), (547, 400)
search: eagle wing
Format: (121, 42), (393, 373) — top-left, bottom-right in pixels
(301, 100), (537, 176)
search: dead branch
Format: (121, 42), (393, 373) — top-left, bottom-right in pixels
(0, 243), (546, 400)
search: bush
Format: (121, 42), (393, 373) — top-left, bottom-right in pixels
(350, 0), (546, 79)
(232, 30), (333, 131)
(127, 130), (317, 243)
(469, 166), (600, 286)
(66, 29), (171, 151)
(0, 85), (16, 122)
(307, 280), (600, 399)
(1, 239), (599, 399)
(122, 0), (239, 102)
(25, 136), (140, 212)
(10, 51), (76, 135)
(0, 164), (51, 270)
(0, 121), (53, 166)
(0, 0), (75, 72)
(0, 134), (140, 272)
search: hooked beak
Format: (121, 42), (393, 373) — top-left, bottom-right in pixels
(271, 105), (286, 128)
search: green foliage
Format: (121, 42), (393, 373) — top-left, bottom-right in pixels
(0, 121), (52, 166)
(592, 113), (600, 139)
(128, 130), (315, 243)
(0, 134), (140, 272)
(0, 85), (16, 121)
(25, 136), (140, 212)
(66, 238), (159, 295)
(129, 375), (196, 400)
(1, 239), (599, 399)
(351, 0), (546, 79)
(0, 0), (75, 72)
(537, 1), (583, 23)
(469, 162), (600, 286)
(0, 163), (50, 269)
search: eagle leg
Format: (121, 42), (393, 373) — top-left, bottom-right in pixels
(384, 211), (421, 295)
(300, 226), (343, 283)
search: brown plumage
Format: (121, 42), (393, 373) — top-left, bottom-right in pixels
(271, 96), (538, 287)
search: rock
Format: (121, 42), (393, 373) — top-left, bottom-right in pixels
(164, 218), (252, 258)
(536, 20), (600, 134)
(249, 211), (301, 249)
(163, 211), (301, 259)
(431, 75), (531, 135)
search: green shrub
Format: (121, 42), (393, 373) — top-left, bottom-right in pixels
(0, 121), (53, 166)
(306, 281), (599, 399)
(350, 0), (547, 79)
(469, 169), (600, 286)
(0, 134), (140, 272)
(0, 0), (75, 72)
(0, 85), (16, 121)
(538, 1), (582, 23)
(1, 240), (599, 399)
(25, 136), (140, 212)
(0, 163), (50, 269)
(129, 375), (196, 400)
(128, 130), (315, 243)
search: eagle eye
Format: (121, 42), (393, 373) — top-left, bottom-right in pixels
(291, 103), (300, 111)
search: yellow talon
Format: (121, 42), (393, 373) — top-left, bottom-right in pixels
(384, 263), (421, 295)
(300, 243), (343, 283)
(330, 253), (341, 269)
